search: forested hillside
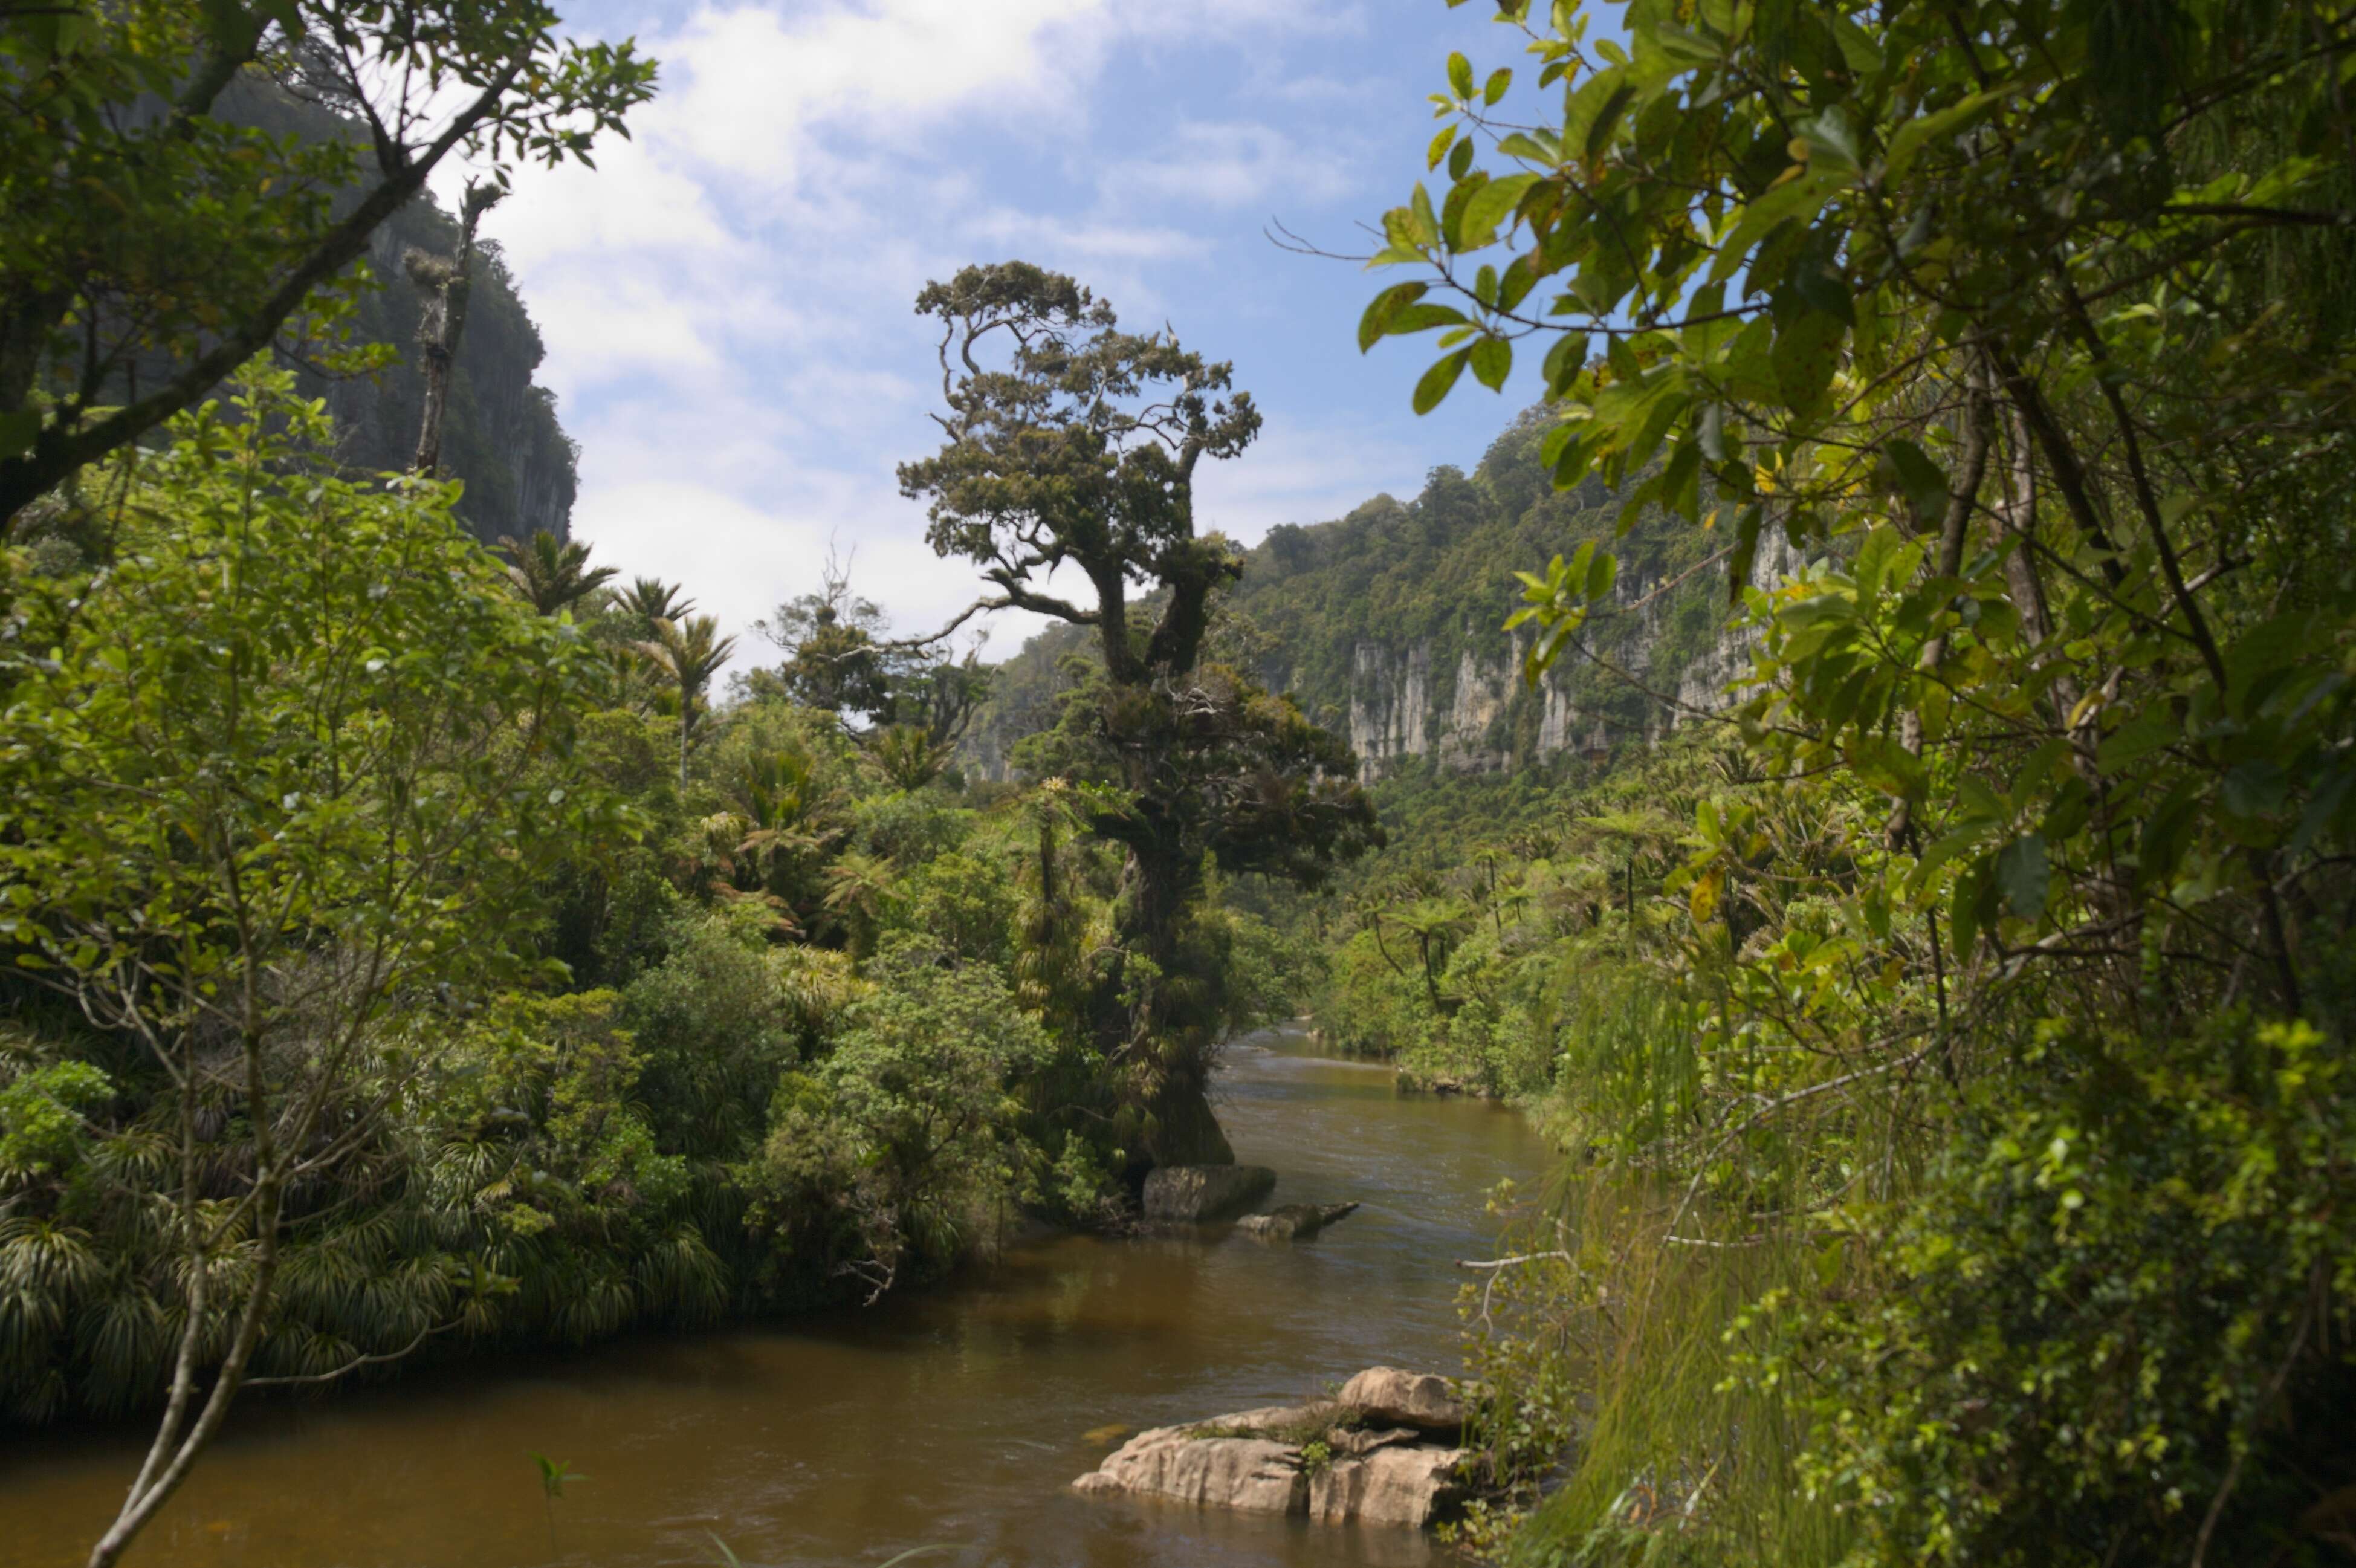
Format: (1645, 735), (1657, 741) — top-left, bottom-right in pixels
(966, 407), (1798, 783)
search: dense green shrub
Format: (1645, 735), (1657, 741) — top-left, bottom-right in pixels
(1742, 1015), (2356, 1567)
(742, 936), (1051, 1298)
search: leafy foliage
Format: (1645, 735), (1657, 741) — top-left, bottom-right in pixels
(1344, 0), (2356, 1561)
(901, 261), (1379, 1168)
(0, 0), (654, 522)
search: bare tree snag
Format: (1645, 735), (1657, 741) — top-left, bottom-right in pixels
(407, 181), (505, 477)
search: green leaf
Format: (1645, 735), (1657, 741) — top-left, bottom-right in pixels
(1542, 332), (1591, 395)
(1394, 303), (1473, 335)
(1483, 67), (1513, 105)
(1727, 505), (1764, 605)
(1878, 438), (1949, 522)
(1413, 349), (1471, 413)
(2009, 739), (2071, 812)
(1469, 335), (1513, 390)
(2221, 760), (2288, 819)
(2137, 782), (2203, 889)
(1698, 401), (1727, 461)
(1796, 105), (1860, 172)
(1585, 548), (1617, 598)
(1358, 282), (1429, 352)
(1448, 51), (1475, 99)
(1770, 308), (1845, 420)
(2095, 704), (2178, 771)
(1995, 834), (2048, 919)
(1709, 171), (1841, 287)
(1427, 125), (1458, 170)
(1950, 856), (1993, 957)
(1827, 12), (1881, 73)
(1584, 81), (1639, 160)
(1460, 172), (1540, 247)
(1884, 88), (2015, 181)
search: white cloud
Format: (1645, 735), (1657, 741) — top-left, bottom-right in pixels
(1193, 409), (1425, 546)
(1100, 120), (1356, 211)
(437, 0), (1448, 676)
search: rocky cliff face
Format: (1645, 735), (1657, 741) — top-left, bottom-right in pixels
(300, 216), (578, 548)
(959, 417), (1813, 786)
(1334, 529), (1804, 782)
(216, 85), (579, 547)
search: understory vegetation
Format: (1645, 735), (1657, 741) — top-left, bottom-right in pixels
(0, 353), (1333, 1445)
(1294, 0), (2356, 1564)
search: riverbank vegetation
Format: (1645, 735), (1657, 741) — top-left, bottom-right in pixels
(1301, 1), (2356, 1563)
(2, 134), (1355, 1566)
(0, 339), (1346, 1387)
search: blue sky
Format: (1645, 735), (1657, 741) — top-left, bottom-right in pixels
(449, 1), (1554, 669)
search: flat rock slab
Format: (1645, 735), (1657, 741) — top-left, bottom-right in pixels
(1141, 1164), (1276, 1222)
(1074, 1428), (1305, 1514)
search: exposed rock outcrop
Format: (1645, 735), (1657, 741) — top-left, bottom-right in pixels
(1336, 1367), (1466, 1434)
(1075, 1422), (1308, 1515)
(1072, 1382), (1469, 1530)
(1309, 1442), (1467, 1527)
(1141, 1164), (1277, 1222)
(1235, 1202), (1360, 1241)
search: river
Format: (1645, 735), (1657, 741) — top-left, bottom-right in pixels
(1, 1030), (1550, 1568)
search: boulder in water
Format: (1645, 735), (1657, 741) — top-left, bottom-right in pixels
(1235, 1202), (1361, 1241)
(1070, 1379), (1469, 1529)
(1336, 1367), (1465, 1433)
(1309, 1442), (1466, 1527)
(1073, 1427), (1306, 1514)
(1141, 1164), (1276, 1222)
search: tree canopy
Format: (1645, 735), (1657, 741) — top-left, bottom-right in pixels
(0, 0), (655, 526)
(901, 261), (1379, 1167)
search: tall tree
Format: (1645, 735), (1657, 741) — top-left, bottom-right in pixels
(899, 261), (1380, 1168)
(757, 554), (992, 744)
(0, 0), (654, 527)
(0, 371), (618, 1568)
(638, 614), (736, 786)
(757, 559), (895, 721)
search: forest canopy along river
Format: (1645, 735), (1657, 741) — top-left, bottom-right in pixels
(0, 1031), (1548, 1567)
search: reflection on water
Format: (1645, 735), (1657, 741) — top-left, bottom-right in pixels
(0, 1031), (1549, 1567)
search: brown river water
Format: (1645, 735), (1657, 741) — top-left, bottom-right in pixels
(1, 1030), (1551, 1568)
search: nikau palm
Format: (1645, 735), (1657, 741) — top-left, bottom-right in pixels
(637, 615), (737, 786)
(619, 577), (696, 633)
(500, 531), (619, 617)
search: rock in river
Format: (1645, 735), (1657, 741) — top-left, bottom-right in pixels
(1336, 1367), (1465, 1434)
(1070, 1378), (1469, 1529)
(1235, 1202), (1361, 1241)
(1141, 1164), (1277, 1222)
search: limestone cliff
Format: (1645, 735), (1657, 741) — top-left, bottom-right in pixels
(1336, 526), (1805, 781)
(215, 83), (580, 547)
(300, 210), (579, 548)
(964, 409), (1805, 784)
